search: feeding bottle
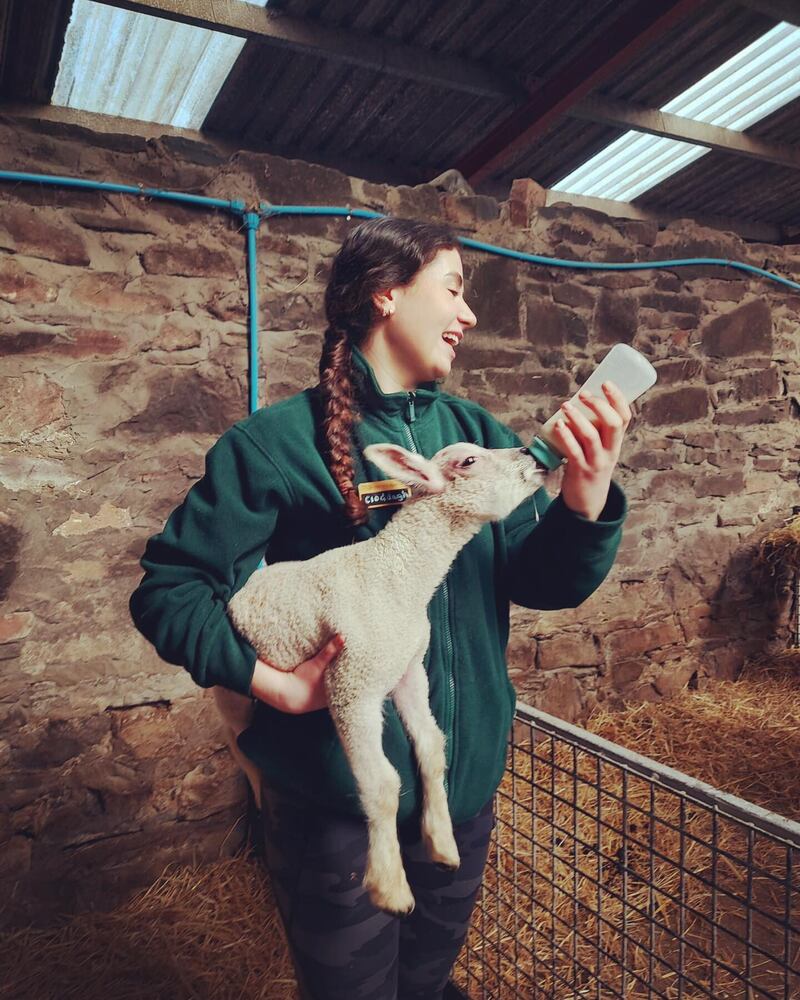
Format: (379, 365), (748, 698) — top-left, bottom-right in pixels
(527, 343), (658, 470)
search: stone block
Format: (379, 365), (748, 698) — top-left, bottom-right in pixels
(0, 612), (34, 642)
(537, 634), (600, 670)
(506, 178), (546, 228)
(593, 289), (638, 344)
(0, 374), (66, 443)
(386, 183), (442, 221)
(0, 204), (90, 266)
(466, 256), (521, 339)
(701, 299), (772, 357)
(0, 258), (58, 304)
(713, 400), (789, 425)
(140, 242), (237, 278)
(530, 670), (583, 725)
(638, 291), (703, 314)
(694, 472), (745, 497)
(609, 659), (644, 687)
(728, 367), (783, 402)
(68, 272), (172, 315)
(652, 358), (704, 384)
(441, 194), (500, 229)
(490, 370), (571, 397)
(652, 662), (697, 697)
(604, 619), (683, 659)
(551, 282), (595, 309)
(641, 386), (709, 426)
(526, 299), (588, 347)
(452, 343), (529, 370)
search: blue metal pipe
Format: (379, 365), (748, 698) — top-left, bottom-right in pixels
(243, 212), (261, 415)
(1, 168), (798, 419)
(0, 169), (245, 213)
(262, 203), (800, 291)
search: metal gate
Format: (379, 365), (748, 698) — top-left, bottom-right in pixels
(451, 702), (800, 999)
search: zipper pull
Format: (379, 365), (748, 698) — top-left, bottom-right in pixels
(407, 391), (416, 423)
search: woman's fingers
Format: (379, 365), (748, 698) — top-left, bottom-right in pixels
(601, 380), (632, 424)
(318, 633), (345, 664)
(552, 417), (591, 471)
(560, 400), (602, 465)
(576, 388), (625, 452)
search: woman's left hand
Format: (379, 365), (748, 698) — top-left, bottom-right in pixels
(551, 381), (632, 521)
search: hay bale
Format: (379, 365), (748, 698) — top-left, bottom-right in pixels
(757, 513), (800, 588)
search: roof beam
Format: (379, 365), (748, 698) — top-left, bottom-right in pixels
(568, 94), (800, 170)
(92, 0), (525, 101)
(453, 0), (699, 185)
(733, 0), (800, 26)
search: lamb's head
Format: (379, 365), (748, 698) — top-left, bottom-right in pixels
(363, 441), (547, 523)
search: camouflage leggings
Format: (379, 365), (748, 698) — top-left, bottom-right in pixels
(260, 780), (495, 1000)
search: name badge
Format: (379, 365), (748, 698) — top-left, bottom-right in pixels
(357, 479), (412, 509)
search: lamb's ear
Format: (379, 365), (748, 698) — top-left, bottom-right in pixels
(363, 444), (447, 494)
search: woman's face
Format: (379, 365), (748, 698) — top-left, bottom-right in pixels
(373, 247), (478, 387)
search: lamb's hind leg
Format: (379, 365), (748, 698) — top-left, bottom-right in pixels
(327, 685), (414, 916)
(392, 654), (460, 870)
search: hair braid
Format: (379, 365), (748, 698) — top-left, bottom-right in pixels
(318, 322), (368, 527)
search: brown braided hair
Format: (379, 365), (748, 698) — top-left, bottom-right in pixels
(319, 216), (460, 527)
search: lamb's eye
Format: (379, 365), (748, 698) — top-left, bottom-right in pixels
(460, 456), (477, 468)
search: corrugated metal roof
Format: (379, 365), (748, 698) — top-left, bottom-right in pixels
(0, 0), (797, 230)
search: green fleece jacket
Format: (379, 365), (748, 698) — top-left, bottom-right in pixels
(129, 346), (628, 825)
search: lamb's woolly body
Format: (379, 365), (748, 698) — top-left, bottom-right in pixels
(227, 492), (480, 698)
(222, 443), (545, 914)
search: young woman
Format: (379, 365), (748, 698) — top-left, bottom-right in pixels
(130, 216), (631, 1000)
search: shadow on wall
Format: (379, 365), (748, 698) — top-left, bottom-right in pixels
(0, 512), (21, 603)
(702, 515), (796, 682)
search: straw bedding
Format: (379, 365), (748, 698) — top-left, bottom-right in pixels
(2, 654), (798, 1000)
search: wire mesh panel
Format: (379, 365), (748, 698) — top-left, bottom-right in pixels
(451, 703), (800, 999)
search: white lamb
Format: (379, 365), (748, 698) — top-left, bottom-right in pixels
(217, 440), (546, 914)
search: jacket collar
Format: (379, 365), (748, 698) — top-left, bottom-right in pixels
(351, 344), (441, 418)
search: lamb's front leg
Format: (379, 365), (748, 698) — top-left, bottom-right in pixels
(326, 673), (414, 915)
(392, 654), (460, 870)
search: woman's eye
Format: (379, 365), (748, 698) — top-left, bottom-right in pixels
(461, 456), (477, 467)
(450, 289), (459, 296)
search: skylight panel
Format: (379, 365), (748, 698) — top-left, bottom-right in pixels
(52, 0), (269, 129)
(553, 21), (800, 202)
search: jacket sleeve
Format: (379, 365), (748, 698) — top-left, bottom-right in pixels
(482, 414), (628, 610)
(128, 424), (291, 695)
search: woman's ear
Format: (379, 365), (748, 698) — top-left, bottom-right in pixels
(372, 291), (395, 317)
(363, 444), (446, 494)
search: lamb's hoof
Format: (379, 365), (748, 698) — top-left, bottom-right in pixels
(365, 870), (415, 916)
(424, 829), (461, 870)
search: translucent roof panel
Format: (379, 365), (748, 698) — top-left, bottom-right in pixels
(554, 21), (800, 202)
(52, 0), (269, 129)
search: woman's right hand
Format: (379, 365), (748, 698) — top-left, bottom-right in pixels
(249, 635), (345, 714)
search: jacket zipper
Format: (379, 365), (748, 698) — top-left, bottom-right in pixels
(402, 391), (455, 798)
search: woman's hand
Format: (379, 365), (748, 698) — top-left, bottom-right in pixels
(552, 381), (631, 521)
(249, 635), (345, 713)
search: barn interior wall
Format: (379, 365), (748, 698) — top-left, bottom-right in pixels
(1, 114), (798, 928)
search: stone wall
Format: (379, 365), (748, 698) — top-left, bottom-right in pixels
(1, 114), (798, 928)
